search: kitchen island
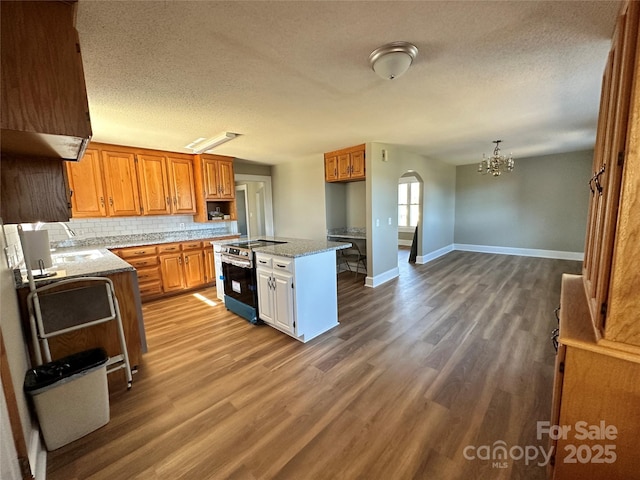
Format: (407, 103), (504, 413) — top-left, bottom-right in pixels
(215, 237), (350, 343)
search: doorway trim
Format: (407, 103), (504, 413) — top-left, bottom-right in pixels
(234, 174), (275, 236)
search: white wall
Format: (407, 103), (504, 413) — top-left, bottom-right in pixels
(455, 150), (592, 253)
(272, 156), (328, 240)
(367, 143), (456, 281)
(1, 225), (44, 477)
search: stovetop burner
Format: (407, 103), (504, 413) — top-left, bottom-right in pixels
(229, 239), (286, 249)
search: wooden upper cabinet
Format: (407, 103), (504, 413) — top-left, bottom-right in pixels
(0, 155), (70, 223)
(202, 156), (235, 200)
(324, 144), (366, 182)
(350, 150), (366, 180)
(337, 153), (352, 180)
(0, 1), (92, 160)
(167, 155), (197, 214)
(137, 153), (172, 215)
(325, 156), (338, 181)
(101, 149), (141, 216)
(581, 0), (640, 348)
(67, 148), (107, 218)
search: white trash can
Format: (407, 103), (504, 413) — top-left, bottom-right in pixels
(24, 348), (110, 450)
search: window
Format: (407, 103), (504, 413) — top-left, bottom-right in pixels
(398, 180), (420, 228)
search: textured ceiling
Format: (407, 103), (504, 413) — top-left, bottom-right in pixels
(76, 0), (620, 166)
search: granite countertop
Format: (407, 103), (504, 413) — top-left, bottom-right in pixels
(53, 230), (239, 250)
(16, 248), (134, 289)
(213, 236), (352, 258)
(327, 228), (366, 240)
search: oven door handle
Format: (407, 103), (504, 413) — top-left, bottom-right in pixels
(221, 254), (253, 269)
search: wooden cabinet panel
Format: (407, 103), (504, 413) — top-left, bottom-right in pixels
(0, 1), (91, 160)
(201, 156), (235, 200)
(217, 158), (235, 199)
(0, 155), (70, 223)
(324, 144), (366, 183)
(167, 156), (196, 214)
(67, 148), (107, 218)
(204, 247), (216, 285)
(337, 153), (351, 180)
(101, 149), (141, 216)
(581, 0), (640, 346)
(325, 156), (338, 182)
(137, 153), (171, 215)
(157, 243), (181, 254)
(350, 149), (366, 179)
(117, 246), (158, 259)
(183, 250), (205, 289)
(160, 253), (184, 292)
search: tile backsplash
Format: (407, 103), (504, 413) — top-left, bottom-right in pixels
(2, 216), (236, 266)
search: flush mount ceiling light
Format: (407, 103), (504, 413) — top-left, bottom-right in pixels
(186, 132), (238, 154)
(477, 140), (515, 176)
(369, 41), (418, 80)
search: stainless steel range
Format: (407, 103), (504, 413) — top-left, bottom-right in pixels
(220, 239), (285, 323)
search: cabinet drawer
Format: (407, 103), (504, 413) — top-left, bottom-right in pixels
(255, 255), (272, 268)
(158, 243), (181, 254)
(182, 241), (203, 250)
(139, 281), (163, 297)
(136, 266), (161, 283)
(272, 257), (292, 273)
(119, 246), (158, 258)
(128, 256), (159, 268)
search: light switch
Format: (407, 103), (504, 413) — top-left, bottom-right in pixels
(388, 217), (392, 225)
(376, 219), (380, 227)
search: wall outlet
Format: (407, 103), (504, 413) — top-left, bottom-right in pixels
(376, 219), (380, 227)
(388, 217), (392, 225)
(179, 223), (185, 230)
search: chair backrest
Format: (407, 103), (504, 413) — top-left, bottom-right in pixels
(29, 277), (117, 338)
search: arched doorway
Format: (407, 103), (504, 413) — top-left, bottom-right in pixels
(398, 171), (424, 264)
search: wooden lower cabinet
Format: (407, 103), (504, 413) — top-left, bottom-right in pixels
(550, 275), (640, 480)
(114, 239), (226, 301)
(159, 252), (184, 293)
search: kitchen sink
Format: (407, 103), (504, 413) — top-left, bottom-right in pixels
(52, 250), (104, 264)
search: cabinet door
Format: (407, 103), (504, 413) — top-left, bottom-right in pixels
(167, 156), (196, 214)
(67, 148), (107, 218)
(273, 270), (295, 334)
(0, 156), (70, 223)
(0, 1), (92, 160)
(101, 150), (141, 216)
(337, 153), (352, 180)
(183, 250), (205, 288)
(349, 150), (365, 179)
(137, 153), (171, 215)
(204, 248), (216, 285)
(160, 253), (184, 292)
(217, 159), (235, 199)
(325, 156), (338, 182)
(256, 268), (275, 324)
(203, 158), (220, 199)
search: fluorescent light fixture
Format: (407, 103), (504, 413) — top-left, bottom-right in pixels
(188, 132), (238, 154)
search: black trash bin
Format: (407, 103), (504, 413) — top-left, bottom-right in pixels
(24, 348), (110, 450)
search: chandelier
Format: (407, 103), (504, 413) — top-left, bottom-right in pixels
(477, 140), (514, 176)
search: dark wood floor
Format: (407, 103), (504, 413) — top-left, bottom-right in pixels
(46, 249), (581, 479)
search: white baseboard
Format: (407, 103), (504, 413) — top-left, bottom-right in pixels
(415, 244), (454, 264)
(397, 239), (413, 247)
(453, 243), (584, 261)
(365, 267), (399, 288)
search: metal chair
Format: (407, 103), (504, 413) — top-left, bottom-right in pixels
(27, 277), (133, 389)
(338, 242), (367, 278)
